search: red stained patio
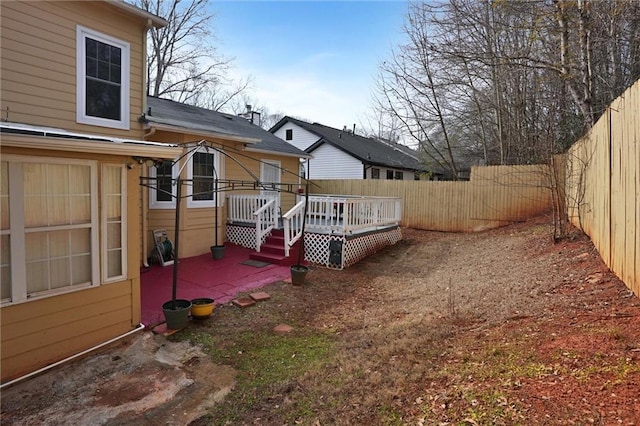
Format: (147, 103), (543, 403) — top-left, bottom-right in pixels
(140, 243), (292, 327)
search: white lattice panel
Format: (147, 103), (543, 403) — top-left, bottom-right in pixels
(303, 227), (402, 270)
(343, 228), (402, 268)
(227, 224), (271, 250)
(227, 225), (256, 249)
(303, 233), (344, 269)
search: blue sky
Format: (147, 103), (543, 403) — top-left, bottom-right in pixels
(211, 1), (409, 130)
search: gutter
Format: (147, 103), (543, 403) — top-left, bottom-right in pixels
(1, 323), (146, 390)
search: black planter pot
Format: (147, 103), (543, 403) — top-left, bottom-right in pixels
(210, 245), (225, 260)
(290, 265), (309, 286)
(162, 299), (192, 330)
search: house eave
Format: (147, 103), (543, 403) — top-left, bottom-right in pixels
(0, 122), (182, 159)
(106, 0), (168, 28)
(144, 121), (260, 145)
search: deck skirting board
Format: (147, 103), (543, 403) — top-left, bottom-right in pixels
(304, 226), (402, 270)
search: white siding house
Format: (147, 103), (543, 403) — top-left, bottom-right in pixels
(308, 143), (363, 179)
(270, 117), (428, 181)
(272, 122), (319, 151)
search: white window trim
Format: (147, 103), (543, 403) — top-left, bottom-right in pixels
(2, 155), (99, 306)
(102, 164), (127, 283)
(76, 25), (130, 130)
(149, 160), (177, 209)
(186, 146), (221, 209)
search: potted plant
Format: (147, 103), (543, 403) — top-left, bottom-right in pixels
(162, 299), (192, 329)
(290, 183), (309, 286)
(190, 297), (215, 319)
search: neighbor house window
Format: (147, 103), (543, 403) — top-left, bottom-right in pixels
(76, 26), (130, 130)
(149, 160), (177, 209)
(371, 168), (380, 179)
(187, 147), (220, 208)
(285, 129), (293, 140)
(395, 171), (404, 180)
(386, 170), (394, 180)
(1, 156), (104, 305)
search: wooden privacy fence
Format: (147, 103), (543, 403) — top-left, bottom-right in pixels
(565, 79), (639, 297)
(310, 164), (552, 233)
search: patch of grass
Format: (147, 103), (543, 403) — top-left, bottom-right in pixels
(172, 327), (335, 424)
(571, 356), (640, 382)
(376, 404), (404, 425)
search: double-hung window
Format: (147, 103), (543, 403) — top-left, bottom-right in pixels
(187, 147), (220, 208)
(149, 160), (177, 209)
(76, 26), (130, 130)
(0, 156), (126, 305)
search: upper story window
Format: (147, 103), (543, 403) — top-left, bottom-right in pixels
(285, 129), (293, 140)
(76, 26), (130, 130)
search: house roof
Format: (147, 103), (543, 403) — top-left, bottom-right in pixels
(270, 117), (427, 171)
(144, 97), (309, 158)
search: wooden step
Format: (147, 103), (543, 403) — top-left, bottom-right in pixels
(260, 242), (286, 256)
(249, 251), (288, 265)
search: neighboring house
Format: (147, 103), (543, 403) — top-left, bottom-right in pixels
(0, 1), (182, 383)
(140, 96), (309, 259)
(270, 117), (430, 180)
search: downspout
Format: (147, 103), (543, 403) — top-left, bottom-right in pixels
(0, 323), (145, 390)
(141, 127), (156, 267)
(141, 20), (154, 266)
(141, 163), (150, 267)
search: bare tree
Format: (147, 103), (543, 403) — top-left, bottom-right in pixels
(374, 0), (640, 174)
(135, 0), (249, 108)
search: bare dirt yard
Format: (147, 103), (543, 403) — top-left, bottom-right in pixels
(2, 216), (640, 425)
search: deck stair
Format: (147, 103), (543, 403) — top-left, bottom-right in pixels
(249, 229), (302, 266)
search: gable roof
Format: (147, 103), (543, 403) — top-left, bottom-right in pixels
(143, 97), (309, 158)
(270, 117), (426, 171)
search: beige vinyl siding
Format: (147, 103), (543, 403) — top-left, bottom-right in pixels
(1, 280), (136, 381)
(0, 1), (146, 138)
(0, 145), (142, 382)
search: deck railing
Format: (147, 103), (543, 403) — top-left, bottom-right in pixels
(227, 194), (274, 224)
(253, 197), (277, 252)
(281, 200), (305, 257)
(303, 195), (402, 234)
